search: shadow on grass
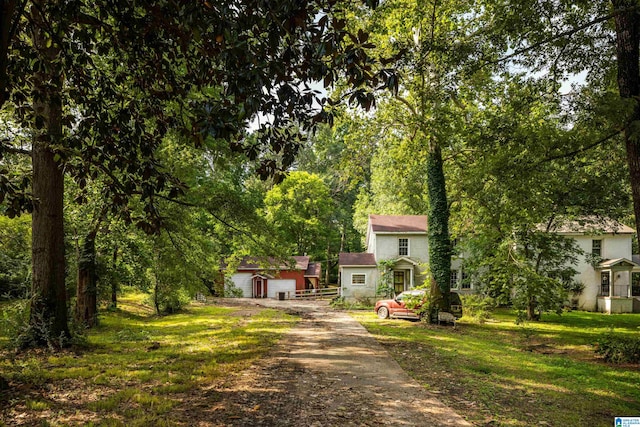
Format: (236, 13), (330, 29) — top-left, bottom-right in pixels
(355, 310), (640, 427)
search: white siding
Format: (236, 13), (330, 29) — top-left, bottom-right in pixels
(570, 234), (634, 311)
(267, 279), (296, 298)
(231, 273), (252, 297)
(340, 267), (378, 300)
(374, 234), (429, 262)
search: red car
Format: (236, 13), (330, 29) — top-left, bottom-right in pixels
(374, 289), (426, 320)
(375, 290), (463, 320)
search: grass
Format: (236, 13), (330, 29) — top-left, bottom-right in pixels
(351, 308), (640, 427)
(0, 292), (297, 426)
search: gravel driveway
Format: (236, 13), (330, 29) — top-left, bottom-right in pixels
(205, 298), (471, 426)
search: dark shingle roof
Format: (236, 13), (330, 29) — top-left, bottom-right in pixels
(305, 262), (322, 277)
(339, 253), (377, 266)
(236, 256), (310, 271)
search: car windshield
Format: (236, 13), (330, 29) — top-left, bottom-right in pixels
(396, 290), (425, 301)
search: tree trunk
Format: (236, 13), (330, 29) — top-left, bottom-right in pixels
(28, 3), (69, 347)
(613, 1), (640, 238)
(427, 144), (451, 312)
(76, 234), (98, 327)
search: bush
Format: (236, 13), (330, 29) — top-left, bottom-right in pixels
(460, 294), (496, 323)
(0, 299), (84, 349)
(223, 277), (244, 298)
(595, 332), (640, 364)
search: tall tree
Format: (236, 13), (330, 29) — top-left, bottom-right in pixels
(0, 0), (397, 346)
(263, 171), (335, 264)
(345, 0), (501, 312)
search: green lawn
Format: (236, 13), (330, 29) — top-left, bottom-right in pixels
(0, 293), (297, 427)
(352, 308), (640, 427)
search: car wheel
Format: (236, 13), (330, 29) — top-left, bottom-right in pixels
(377, 306), (389, 319)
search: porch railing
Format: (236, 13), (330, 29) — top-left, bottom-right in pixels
(599, 284), (630, 297)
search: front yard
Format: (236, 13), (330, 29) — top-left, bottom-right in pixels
(0, 294), (297, 426)
(352, 309), (640, 427)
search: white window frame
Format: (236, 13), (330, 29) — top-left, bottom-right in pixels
(592, 239), (602, 257)
(351, 273), (366, 286)
(450, 270), (459, 289)
(398, 238), (409, 256)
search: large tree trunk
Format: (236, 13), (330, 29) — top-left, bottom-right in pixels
(426, 144), (451, 313)
(29, 4), (69, 346)
(613, 1), (640, 237)
(76, 234), (98, 327)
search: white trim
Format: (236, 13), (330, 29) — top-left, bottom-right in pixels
(374, 231), (427, 235)
(340, 264), (377, 267)
(398, 237), (410, 257)
(351, 273), (366, 286)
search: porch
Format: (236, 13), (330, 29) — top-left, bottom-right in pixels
(596, 258), (640, 314)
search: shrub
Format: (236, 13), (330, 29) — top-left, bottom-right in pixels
(460, 294), (496, 323)
(594, 332), (640, 364)
(223, 277), (244, 298)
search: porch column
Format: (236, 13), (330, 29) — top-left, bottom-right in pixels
(410, 268), (414, 289)
(609, 270), (614, 298)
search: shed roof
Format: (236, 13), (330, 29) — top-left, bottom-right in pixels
(369, 215), (428, 233)
(339, 252), (377, 267)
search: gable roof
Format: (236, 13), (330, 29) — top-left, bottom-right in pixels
(597, 258), (640, 269)
(305, 262), (321, 277)
(236, 255), (310, 271)
(369, 215), (428, 233)
(339, 253), (377, 267)
(546, 216), (635, 235)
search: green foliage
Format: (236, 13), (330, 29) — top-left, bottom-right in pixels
(330, 296), (374, 310)
(0, 299), (30, 349)
(375, 259), (396, 297)
(223, 277), (244, 298)
(460, 294), (496, 324)
(427, 146), (452, 307)
(0, 216), (31, 299)
(595, 332), (640, 364)
(466, 226), (584, 322)
(263, 171), (335, 260)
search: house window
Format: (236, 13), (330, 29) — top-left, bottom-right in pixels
(393, 271), (405, 294)
(632, 273), (640, 297)
(398, 238), (409, 256)
(592, 239), (602, 257)
(461, 271), (471, 290)
(351, 274), (366, 286)
(450, 270), (459, 289)
(600, 272), (610, 296)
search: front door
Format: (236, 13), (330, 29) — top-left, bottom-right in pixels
(254, 278), (266, 298)
(393, 270), (406, 295)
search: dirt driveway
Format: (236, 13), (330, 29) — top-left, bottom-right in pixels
(203, 299), (471, 426)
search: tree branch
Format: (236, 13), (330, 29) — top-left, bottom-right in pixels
(487, 5), (640, 67)
(0, 139), (31, 155)
(536, 127), (626, 166)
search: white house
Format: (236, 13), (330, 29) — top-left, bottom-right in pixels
(339, 214), (640, 313)
(547, 217), (640, 313)
(338, 215), (471, 300)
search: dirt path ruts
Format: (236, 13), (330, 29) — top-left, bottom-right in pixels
(202, 299), (471, 426)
